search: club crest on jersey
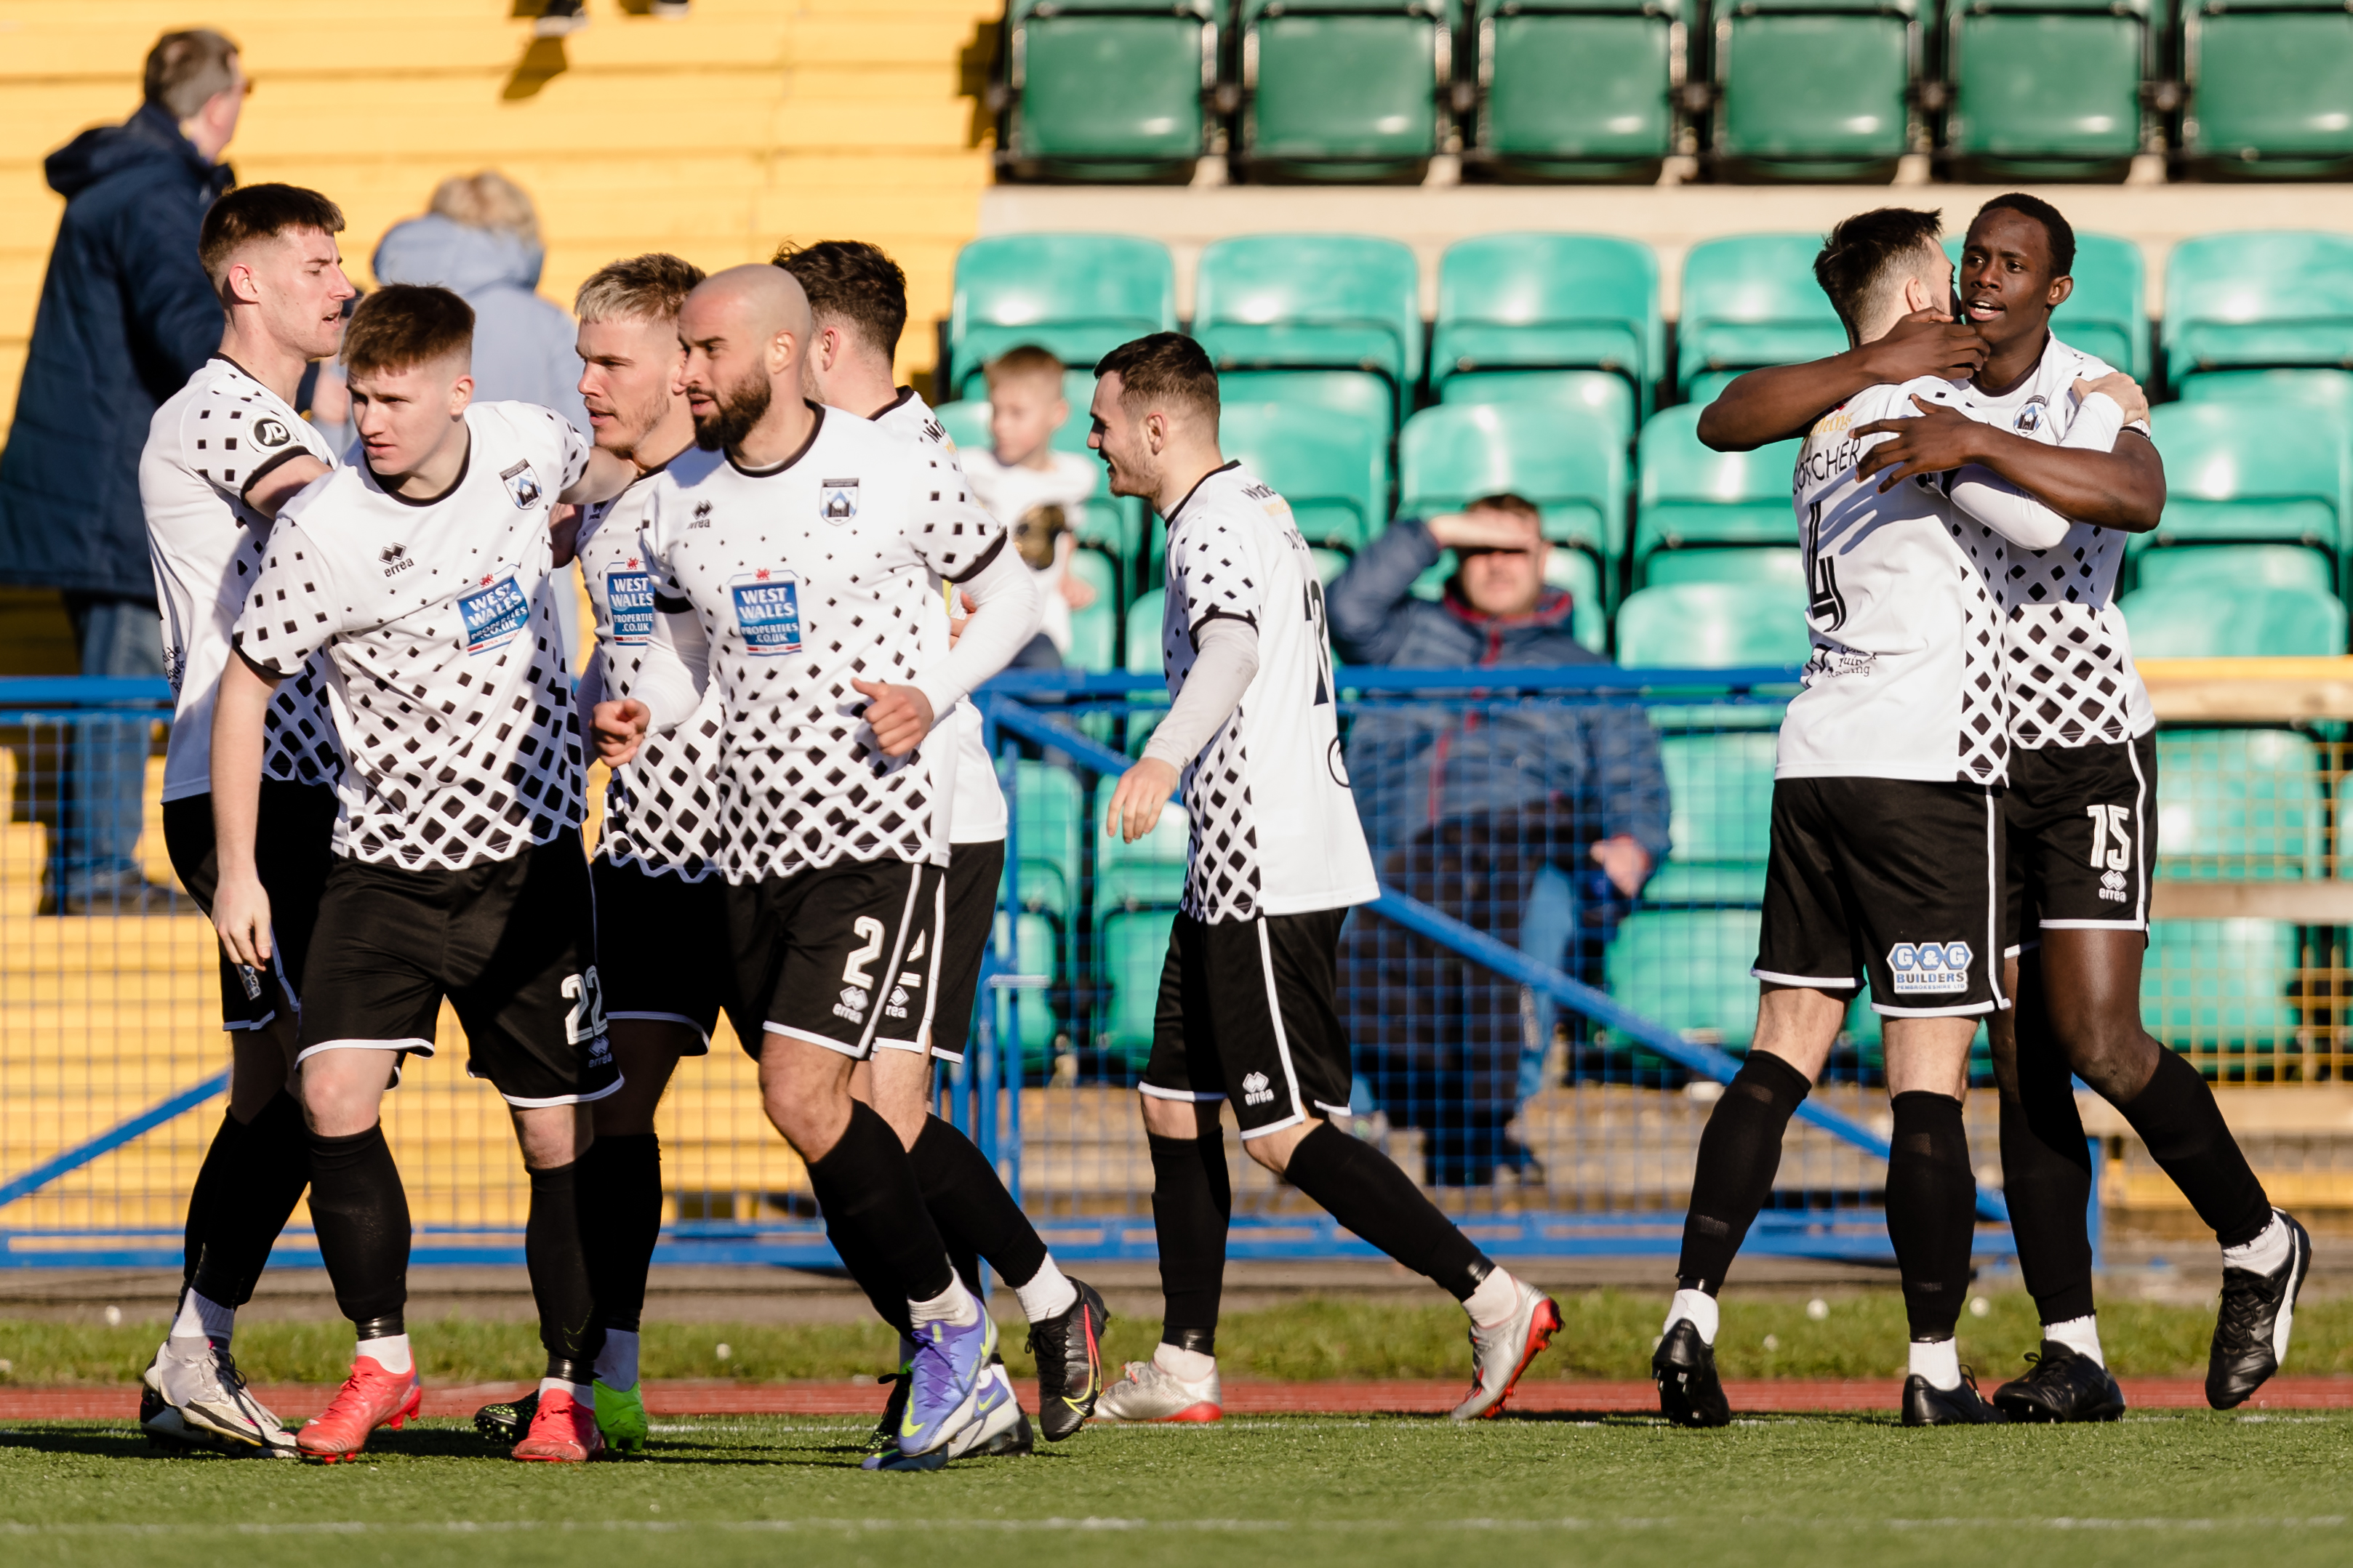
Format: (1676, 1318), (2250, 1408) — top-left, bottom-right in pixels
(500, 460), (544, 510)
(1887, 940), (1972, 994)
(819, 479), (859, 523)
(729, 569), (803, 656)
(458, 574), (531, 655)
(606, 563), (655, 646)
(2015, 397), (2048, 434)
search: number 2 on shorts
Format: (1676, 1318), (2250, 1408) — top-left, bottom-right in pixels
(842, 916), (886, 989)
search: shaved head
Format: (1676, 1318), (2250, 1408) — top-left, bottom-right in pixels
(678, 265), (814, 453)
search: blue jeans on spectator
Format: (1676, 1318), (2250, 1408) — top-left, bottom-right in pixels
(54, 592), (163, 907)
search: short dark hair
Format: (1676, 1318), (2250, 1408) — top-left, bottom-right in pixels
(1094, 332), (1218, 423)
(576, 252), (707, 325)
(1465, 493), (1542, 526)
(1813, 208), (1947, 344)
(198, 184), (345, 284)
(771, 240), (908, 356)
(342, 284), (473, 379)
(145, 29), (239, 120)
(1973, 193), (2076, 281)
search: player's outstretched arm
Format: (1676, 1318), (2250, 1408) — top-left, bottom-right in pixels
(1941, 385), (2141, 549)
(1859, 389), (2162, 532)
(559, 447), (638, 508)
(1110, 617), (1260, 844)
(1697, 313), (1988, 451)
(209, 654), (282, 968)
(241, 454), (332, 520)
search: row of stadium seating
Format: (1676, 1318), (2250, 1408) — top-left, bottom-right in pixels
(991, 0), (2353, 184)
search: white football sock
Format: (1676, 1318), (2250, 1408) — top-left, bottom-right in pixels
(2223, 1212), (2291, 1276)
(596, 1327), (640, 1391)
(358, 1331), (412, 1375)
(1909, 1337), (1961, 1391)
(1153, 1342), (1215, 1383)
(2043, 1314), (2104, 1367)
(908, 1274), (980, 1329)
(1464, 1266), (1520, 1329)
(1666, 1287), (1720, 1346)
(170, 1289), (234, 1346)
(539, 1375), (594, 1410)
(1014, 1257), (1080, 1324)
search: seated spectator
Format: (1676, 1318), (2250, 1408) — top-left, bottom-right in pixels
(961, 345), (1097, 666)
(1328, 496), (1670, 1187)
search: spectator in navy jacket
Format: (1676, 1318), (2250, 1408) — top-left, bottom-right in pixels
(1328, 494), (1669, 1186)
(0, 29), (245, 911)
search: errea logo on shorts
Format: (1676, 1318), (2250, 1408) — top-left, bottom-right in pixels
(1888, 941), (1973, 994)
(1241, 1071), (1275, 1107)
(834, 985), (870, 1024)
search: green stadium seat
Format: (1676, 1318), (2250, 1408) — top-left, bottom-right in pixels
(1642, 547), (1805, 591)
(2117, 582), (2351, 656)
(1195, 234), (1423, 430)
(947, 234), (1176, 402)
(1218, 401), (1390, 554)
(2142, 920), (2302, 1069)
(1066, 550), (1120, 671)
(1236, 1), (1461, 182)
(1712, 0), (1921, 181)
(2154, 728), (2325, 880)
(2132, 543), (2336, 596)
(1097, 906), (1177, 1069)
(2142, 401), (2351, 568)
(1633, 404), (1803, 580)
(1006, 760), (1086, 918)
(1614, 581), (1811, 667)
(1124, 587), (1164, 675)
(2181, 0), (2353, 178)
(1465, 0), (1686, 181)
(1677, 235), (1848, 397)
(1647, 731), (1776, 904)
(1436, 371), (1639, 449)
(1397, 402), (1630, 575)
(1404, 547), (1608, 651)
(2175, 369), (2353, 414)
(1431, 234), (1662, 416)
(998, 1), (1218, 182)
(1943, 0), (2152, 182)
(2163, 233), (2353, 382)
(1605, 909), (1763, 1048)
(992, 910), (1062, 1071)
(1095, 776), (1191, 910)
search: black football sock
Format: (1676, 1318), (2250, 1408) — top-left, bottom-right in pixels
(1676, 1052), (1811, 1294)
(526, 1159), (604, 1384)
(1280, 1122), (1491, 1300)
(579, 1133), (662, 1334)
(179, 1109), (247, 1292)
(822, 1206), (917, 1339)
(912, 1116), (1049, 1292)
(307, 1124), (411, 1328)
(1885, 1091), (1977, 1341)
(1148, 1131), (1230, 1350)
(1997, 1038), (2097, 1325)
(2117, 1048), (2273, 1248)
(189, 1089), (311, 1310)
(805, 1099), (955, 1305)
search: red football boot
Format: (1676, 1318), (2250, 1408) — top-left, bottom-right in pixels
(297, 1355), (422, 1463)
(512, 1384), (604, 1463)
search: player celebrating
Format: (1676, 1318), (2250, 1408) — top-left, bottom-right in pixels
(776, 238), (1109, 1458)
(1090, 334), (1560, 1424)
(135, 182), (354, 1458)
(212, 284), (637, 1463)
(590, 265), (1043, 1464)
(1701, 196), (2309, 1418)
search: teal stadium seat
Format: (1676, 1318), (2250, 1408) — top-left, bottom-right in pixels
(2154, 728), (2325, 882)
(2138, 399), (2352, 593)
(1125, 587), (1163, 675)
(1614, 581), (1811, 667)
(1094, 776), (1192, 910)
(1648, 731), (1776, 904)
(1465, 0), (1688, 182)
(1097, 907), (1177, 1069)
(2133, 544), (2336, 596)
(997, 1), (1219, 182)
(2182, 0), (2353, 179)
(1642, 547), (1805, 591)
(2142, 920), (2303, 1073)
(1397, 402), (1630, 583)
(2162, 233), (2353, 385)
(1195, 233), (1422, 433)
(947, 234), (1176, 402)
(1431, 234), (1662, 427)
(1606, 909), (1764, 1049)
(2118, 582), (2350, 657)
(1943, 0), (2151, 182)
(1237, 1), (1462, 182)
(2176, 369), (2353, 415)
(1006, 760), (1086, 918)
(1066, 549), (1120, 671)
(1438, 369), (1638, 451)
(1633, 404), (1803, 582)
(1677, 235), (1849, 398)
(991, 911), (1062, 1072)
(1217, 401), (1390, 554)
(1712, 0), (1921, 182)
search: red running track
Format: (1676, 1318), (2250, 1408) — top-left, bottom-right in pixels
(4, 1378), (2351, 1420)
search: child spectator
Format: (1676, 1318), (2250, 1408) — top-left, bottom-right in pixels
(960, 346), (1098, 663)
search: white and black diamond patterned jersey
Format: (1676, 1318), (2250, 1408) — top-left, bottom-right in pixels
(1943, 334), (2154, 751)
(636, 405), (1012, 882)
(1778, 378), (2011, 786)
(575, 447), (727, 880)
(867, 385), (1008, 845)
(1157, 462), (1379, 922)
(231, 401), (592, 871)
(140, 355), (344, 803)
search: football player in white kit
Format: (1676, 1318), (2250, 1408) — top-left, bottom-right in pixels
(135, 182), (353, 1458)
(1089, 334), (1560, 1424)
(774, 239), (1109, 1457)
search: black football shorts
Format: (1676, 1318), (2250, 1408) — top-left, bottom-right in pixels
(162, 780), (337, 1033)
(2003, 731), (2157, 952)
(724, 856), (946, 1061)
(921, 840), (1004, 1065)
(1142, 908), (1355, 1140)
(590, 853), (726, 1051)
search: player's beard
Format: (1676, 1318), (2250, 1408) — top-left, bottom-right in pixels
(692, 367), (772, 453)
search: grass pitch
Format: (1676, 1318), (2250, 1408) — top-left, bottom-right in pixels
(0, 1410), (2346, 1568)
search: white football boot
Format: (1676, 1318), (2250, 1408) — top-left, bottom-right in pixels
(1099, 1356), (1223, 1423)
(143, 1338), (300, 1457)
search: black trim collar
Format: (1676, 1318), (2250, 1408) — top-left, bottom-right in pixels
(873, 385), (918, 420)
(1161, 459), (1240, 525)
(728, 402), (826, 478)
